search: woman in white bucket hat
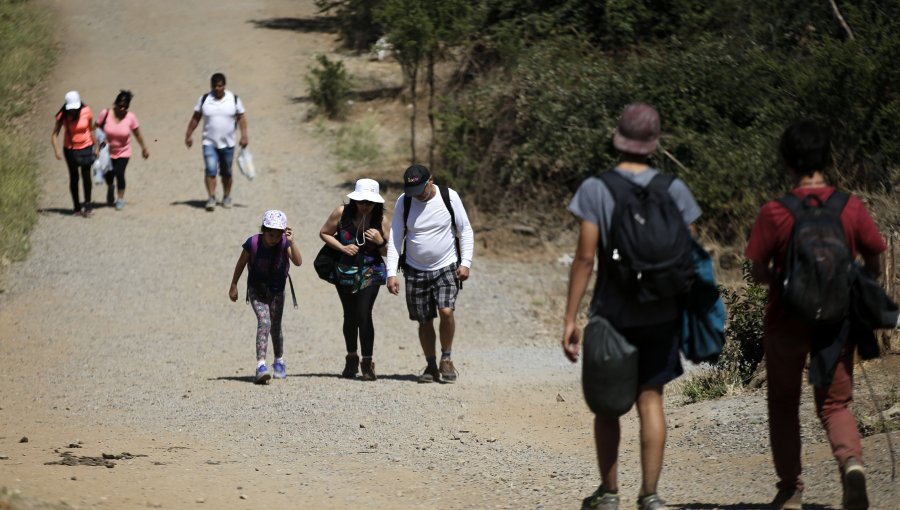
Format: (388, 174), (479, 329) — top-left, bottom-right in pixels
(318, 178), (389, 381)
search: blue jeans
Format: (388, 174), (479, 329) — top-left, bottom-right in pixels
(202, 144), (235, 178)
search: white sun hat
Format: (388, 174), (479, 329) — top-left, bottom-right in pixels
(262, 210), (287, 230)
(346, 178), (384, 203)
(64, 90), (82, 110)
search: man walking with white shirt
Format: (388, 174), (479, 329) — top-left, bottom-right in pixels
(386, 165), (475, 383)
(184, 72), (248, 211)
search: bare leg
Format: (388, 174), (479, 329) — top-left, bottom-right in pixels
(418, 319), (436, 357)
(223, 175), (233, 198)
(205, 175), (216, 198)
(594, 415), (621, 491)
(635, 385), (666, 496)
(437, 307), (455, 353)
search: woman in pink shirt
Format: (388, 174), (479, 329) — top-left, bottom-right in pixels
(96, 90), (149, 210)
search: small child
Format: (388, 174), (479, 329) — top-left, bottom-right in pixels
(229, 210), (302, 383)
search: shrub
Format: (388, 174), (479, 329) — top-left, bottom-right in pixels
(306, 55), (352, 119)
(315, 0), (383, 52)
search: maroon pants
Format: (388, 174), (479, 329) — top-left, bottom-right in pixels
(765, 333), (863, 491)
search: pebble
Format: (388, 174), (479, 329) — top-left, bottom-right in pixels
(196, 497), (205, 503)
(19, 436), (28, 443)
(240, 494), (247, 500)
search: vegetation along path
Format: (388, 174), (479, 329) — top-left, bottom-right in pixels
(0, 0), (897, 508)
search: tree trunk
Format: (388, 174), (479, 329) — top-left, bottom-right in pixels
(408, 64), (418, 164)
(427, 53), (436, 170)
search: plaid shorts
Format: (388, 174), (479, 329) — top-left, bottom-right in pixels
(404, 262), (459, 322)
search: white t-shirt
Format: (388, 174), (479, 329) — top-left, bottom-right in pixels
(194, 90), (245, 149)
(386, 187), (474, 277)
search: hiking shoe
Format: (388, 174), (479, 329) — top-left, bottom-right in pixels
(114, 199), (124, 211)
(222, 196), (233, 209)
(255, 364), (271, 384)
(418, 365), (441, 383)
(342, 353), (359, 379)
(842, 458), (869, 510)
(770, 488), (802, 510)
(581, 487), (619, 510)
(81, 206), (93, 218)
(205, 196), (216, 211)
(273, 361), (286, 380)
(360, 358), (377, 381)
(106, 187), (114, 205)
(636, 494), (667, 510)
(439, 358), (458, 383)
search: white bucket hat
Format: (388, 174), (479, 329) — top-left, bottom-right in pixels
(64, 90), (82, 110)
(346, 178), (384, 203)
(262, 210), (287, 230)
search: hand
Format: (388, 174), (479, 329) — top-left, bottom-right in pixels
(54, 151), (62, 161)
(387, 276), (399, 295)
(229, 284), (238, 302)
(284, 227), (295, 242)
(239, 135), (248, 148)
(562, 321), (581, 363)
(342, 244), (359, 256)
(184, 135), (193, 148)
(457, 265), (470, 282)
(141, 147), (150, 159)
(364, 228), (383, 246)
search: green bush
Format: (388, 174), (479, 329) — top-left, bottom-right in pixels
(0, 0), (54, 265)
(315, 0), (384, 52)
(306, 55), (352, 119)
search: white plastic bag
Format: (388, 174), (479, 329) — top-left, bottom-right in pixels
(91, 129), (111, 184)
(237, 147), (256, 180)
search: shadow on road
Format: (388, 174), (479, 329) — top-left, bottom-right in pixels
(291, 372), (421, 383)
(249, 17), (334, 33)
(671, 504), (831, 509)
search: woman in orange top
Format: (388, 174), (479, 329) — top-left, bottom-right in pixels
(51, 90), (98, 216)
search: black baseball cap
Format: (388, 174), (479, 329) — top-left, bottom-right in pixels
(403, 164), (431, 196)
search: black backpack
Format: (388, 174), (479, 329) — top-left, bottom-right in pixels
(777, 191), (852, 324)
(600, 171), (694, 303)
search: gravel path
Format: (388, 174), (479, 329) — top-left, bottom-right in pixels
(0, 1), (897, 509)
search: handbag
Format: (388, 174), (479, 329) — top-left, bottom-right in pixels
(681, 240), (726, 363)
(314, 243), (340, 282)
(581, 315), (638, 418)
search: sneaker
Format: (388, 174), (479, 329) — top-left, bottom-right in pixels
(72, 209), (84, 217)
(114, 199), (124, 211)
(770, 488), (802, 510)
(842, 458), (869, 510)
(106, 187), (114, 205)
(636, 494), (668, 510)
(360, 358), (377, 381)
(205, 196), (216, 211)
(273, 361), (286, 380)
(255, 364), (271, 384)
(418, 365), (441, 383)
(81, 205), (93, 218)
(581, 487), (619, 510)
(342, 353), (359, 379)
(222, 196), (233, 209)
(439, 358), (458, 383)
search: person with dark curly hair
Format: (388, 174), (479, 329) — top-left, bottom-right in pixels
(319, 179), (389, 381)
(95, 90), (150, 210)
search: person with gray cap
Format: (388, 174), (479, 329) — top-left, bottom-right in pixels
(318, 178), (390, 381)
(562, 103), (701, 510)
(385, 164), (475, 383)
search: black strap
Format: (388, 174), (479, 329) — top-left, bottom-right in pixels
(199, 93), (239, 110)
(777, 190), (849, 218)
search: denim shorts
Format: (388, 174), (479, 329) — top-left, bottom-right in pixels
(203, 144), (235, 178)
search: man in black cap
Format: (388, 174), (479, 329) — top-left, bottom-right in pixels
(385, 164), (475, 383)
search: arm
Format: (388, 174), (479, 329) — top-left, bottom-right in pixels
(228, 249), (250, 302)
(562, 220), (599, 363)
(451, 191), (474, 281)
(132, 126), (150, 159)
(861, 253), (881, 278)
(363, 218), (389, 257)
(237, 113), (248, 148)
(51, 119), (63, 160)
(385, 197), (405, 295)
(89, 115), (99, 156)
(285, 227), (302, 266)
(319, 205), (358, 256)
(185, 111), (201, 148)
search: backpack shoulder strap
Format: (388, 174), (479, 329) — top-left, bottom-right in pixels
(199, 93), (209, 112)
(824, 190), (849, 214)
(776, 193), (804, 218)
(598, 171), (634, 201)
(249, 234), (259, 263)
(401, 194), (412, 255)
(97, 109), (109, 129)
(437, 184), (457, 234)
(647, 173), (676, 193)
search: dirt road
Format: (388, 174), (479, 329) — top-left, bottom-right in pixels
(0, 1), (897, 509)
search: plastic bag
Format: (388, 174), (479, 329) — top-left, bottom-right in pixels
(91, 129), (111, 184)
(237, 147), (256, 180)
(581, 315), (638, 418)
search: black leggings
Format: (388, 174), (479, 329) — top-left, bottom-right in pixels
(105, 157), (130, 190)
(336, 285), (380, 357)
(64, 148), (92, 211)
